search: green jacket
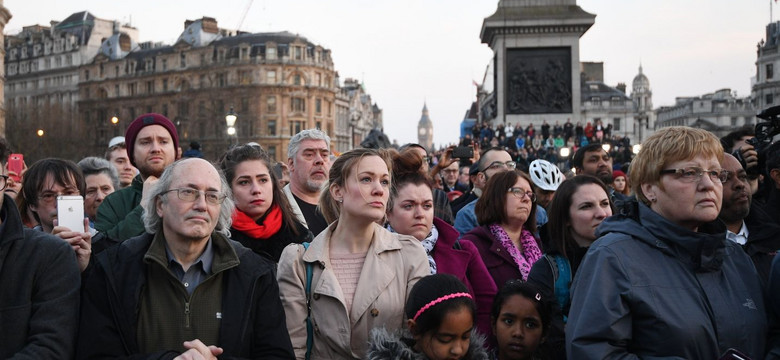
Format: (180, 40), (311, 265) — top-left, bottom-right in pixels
(95, 174), (145, 242)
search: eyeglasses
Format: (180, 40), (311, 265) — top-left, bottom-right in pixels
(659, 167), (728, 183)
(38, 189), (81, 204)
(508, 187), (536, 202)
(482, 161), (517, 172)
(422, 156), (431, 163)
(723, 170), (749, 184)
(0, 175), (7, 191)
(162, 188), (226, 205)
(442, 169), (459, 174)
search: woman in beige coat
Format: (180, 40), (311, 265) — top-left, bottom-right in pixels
(277, 148), (430, 359)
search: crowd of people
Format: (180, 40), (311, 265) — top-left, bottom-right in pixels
(2, 112), (780, 360)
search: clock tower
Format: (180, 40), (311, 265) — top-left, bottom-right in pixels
(417, 102), (434, 151)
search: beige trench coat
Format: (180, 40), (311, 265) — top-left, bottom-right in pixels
(277, 222), (430, 359)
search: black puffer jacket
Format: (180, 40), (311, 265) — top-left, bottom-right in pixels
(366, 327), (489, 360)
(566, 200), (767, 359)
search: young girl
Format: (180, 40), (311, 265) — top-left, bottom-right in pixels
(367, 273), (489, 360)
(490, 281), (551, 360)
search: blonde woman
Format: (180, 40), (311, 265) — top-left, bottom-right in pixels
(277, 148), (429, 359)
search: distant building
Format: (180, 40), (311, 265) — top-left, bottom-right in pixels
(631, 64), (655, 142)
(334, 78), (382, 153)
(0, 1), (10, 136)
(417, 103), (433, 150)
(752, 21), (780, 112)
(655, 88), (755, 138)
(78, 17), (341, 160)
(4, 11), (136, 158)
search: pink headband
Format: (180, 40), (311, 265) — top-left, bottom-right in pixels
(413, 292), (473, 321)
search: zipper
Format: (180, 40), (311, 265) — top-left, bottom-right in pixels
(184, 301), (191, 328)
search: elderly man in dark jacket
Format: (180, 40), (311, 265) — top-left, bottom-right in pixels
(77, 158), (293, 359)
(0, 174), (81, 357)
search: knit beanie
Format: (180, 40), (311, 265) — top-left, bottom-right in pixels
(612, 169), (627, 180)
(124, 113), (180, 166)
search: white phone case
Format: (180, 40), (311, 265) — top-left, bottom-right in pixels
(57, 195), (84, 231)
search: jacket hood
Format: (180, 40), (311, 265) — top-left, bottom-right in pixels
(596, 199), (729, 272)
(366, 327), (489, 360)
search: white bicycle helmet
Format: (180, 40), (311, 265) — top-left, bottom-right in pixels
(529, 159), (564, 191)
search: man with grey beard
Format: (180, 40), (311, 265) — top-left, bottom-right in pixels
(284, 129), (332, 236)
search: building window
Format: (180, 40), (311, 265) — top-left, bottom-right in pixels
(731, 117), (738, 126)
(767, 93), (774, 105)
(291, 97), (306, 112)
(316, 121), (322, 130)
(767, 63), (774, 80)
(294, 47), (302, 60)
(179, 101), (190, 116)
(128, 82), (137, 95)
(290, 120), (304, 135)
(162, 104), (168, 117)
(198, 101), (206, 114)
(180, 53), (187, 67)
(239, 70), (251, 85)
(267, 70), (276, 84)
(315, 98), (322, 114)
(162, 59), (167, 71)
(316, 73), (321, 86)
(241, 97), (249, 113)
(613, 118), (621, 131)
(146, 81), (155, 94)
(268, 146), (276, 161)
(217, 73), (227, 87)
(114, 84), (120, 97)
(268, 119), (276, 135)
(266, 47), (276, 60)
(267, 96), (276, 113)
(200, 53), (206, 66)
(200, 74), (207, 88)
(610, 97), (624, 107)
(591, 97), (601, 106)
(241, 47), (249, 60)
(294, 74), (302, 86)
(84, 70), (90, 81)
(163, 79), (169, 92)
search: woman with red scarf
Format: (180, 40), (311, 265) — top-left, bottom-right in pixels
(220, 144), (312, 263)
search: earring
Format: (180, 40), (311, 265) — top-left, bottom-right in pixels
(337, 198), (343, 203)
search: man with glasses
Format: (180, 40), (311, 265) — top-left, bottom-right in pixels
(78, 158), (294, 358)
(21, 158), (92, 273)
(454, 147), (515, 236)
(717, 153), (780, 286)
(0, 143), (81, 358)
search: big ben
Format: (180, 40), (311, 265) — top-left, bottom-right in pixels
(417, 103), (433, 151)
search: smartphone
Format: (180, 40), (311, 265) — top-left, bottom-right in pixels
(57, 195), (84, 231)
(452, 146), (474, 160)
(718, 348), (751, 360)
(7, 153), (23, 182)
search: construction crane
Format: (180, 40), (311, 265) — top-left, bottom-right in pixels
(236, 0), (254, 32)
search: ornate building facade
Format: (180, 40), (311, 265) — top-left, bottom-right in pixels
(655, 88), (755, 138)
(4, 11), (137, 159)
(79, 17), (340, 160)
(333, 78), (382, 153)
(0, 1), (10, 136)
(752, 21), (780, 113)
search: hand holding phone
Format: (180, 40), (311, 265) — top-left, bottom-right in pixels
(7, 154), (23, 182)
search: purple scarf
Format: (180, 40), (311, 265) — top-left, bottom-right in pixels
(489, 223), (542, 280)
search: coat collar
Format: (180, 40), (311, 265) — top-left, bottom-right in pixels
(302, 221), (402, 264)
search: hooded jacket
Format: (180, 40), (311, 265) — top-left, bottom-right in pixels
(566, 200), (767, 359)
(366, 327), (489, 360)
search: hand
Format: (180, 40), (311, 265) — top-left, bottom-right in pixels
(438, 146), (458, 168)
(52, 218), (92, 273)
(174, 339), (223, 360)
(140, 175), (160, 211)
(738, 145), (758, 171)
(471, 142), (481, 164)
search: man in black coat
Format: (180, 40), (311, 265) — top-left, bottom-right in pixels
(77, 158), (293, 359)
(0, 144), (81, 357)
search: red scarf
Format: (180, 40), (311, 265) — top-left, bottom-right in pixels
(232, 203), (283, 240)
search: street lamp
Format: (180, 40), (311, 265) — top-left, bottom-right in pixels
(225, 106), (238, 145)
(37, 129), (44, 137)
(632, 144), (642, 154)
(111, 116), (119, 125)
(601, 143), (611, 153)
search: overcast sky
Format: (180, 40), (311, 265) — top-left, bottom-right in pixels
(4, 0), (772, 147)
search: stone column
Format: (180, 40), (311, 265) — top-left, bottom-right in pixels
(481, 0), (594, 128)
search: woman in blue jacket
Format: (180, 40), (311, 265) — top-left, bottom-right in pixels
(566, 127), (767, 359)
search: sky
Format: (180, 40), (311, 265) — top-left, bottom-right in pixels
(4, 0), (774, 148)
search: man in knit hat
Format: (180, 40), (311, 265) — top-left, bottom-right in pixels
(95, 113), (179, 243)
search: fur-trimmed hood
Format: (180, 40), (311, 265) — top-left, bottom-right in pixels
(366, 327), (489, 360)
